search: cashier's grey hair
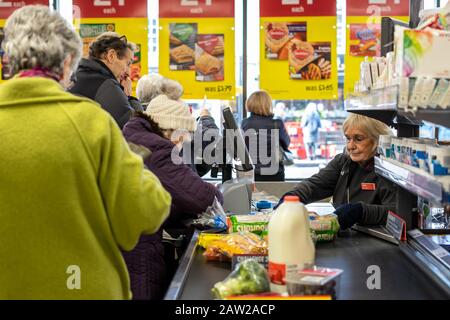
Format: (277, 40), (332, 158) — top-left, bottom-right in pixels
(2, 5), (82, 76)
(343, 114), (392, 152)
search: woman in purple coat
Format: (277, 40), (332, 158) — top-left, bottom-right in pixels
(122, 93), (223, 300)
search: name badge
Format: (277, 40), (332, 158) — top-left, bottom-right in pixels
(361, 183), (376, 191)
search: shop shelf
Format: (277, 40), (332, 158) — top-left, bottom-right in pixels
(399, 109), (450, 129)
(374, 156), (447, 204)
(346, 85), (450, 128)
(345, 86), (398, 125)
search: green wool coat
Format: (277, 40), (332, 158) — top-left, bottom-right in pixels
(0, 77), (171, 299)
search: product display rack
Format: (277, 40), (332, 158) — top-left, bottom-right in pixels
(345, 83), (450, 296)
(374, 156), (448, 205)
(345, 4), (450, 293)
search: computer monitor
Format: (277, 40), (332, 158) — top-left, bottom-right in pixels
(222, 106), (254, 173)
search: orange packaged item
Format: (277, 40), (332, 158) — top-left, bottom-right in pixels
(202, 232), (268, 261)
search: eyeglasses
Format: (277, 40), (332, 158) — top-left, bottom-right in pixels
(118, 35), (127, 43)
(345, 135), (368, 144)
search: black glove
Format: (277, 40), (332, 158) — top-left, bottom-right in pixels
(334, 203), (363, 230)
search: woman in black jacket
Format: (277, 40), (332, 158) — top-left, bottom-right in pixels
(241, 90), (291, 181)
(280, 113), (397, 230)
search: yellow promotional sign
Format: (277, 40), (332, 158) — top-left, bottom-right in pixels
(259, 1), (338, 100)
(73, 18), (148, 93)
(159, 0), (235, 100)
(344, 15), (408, 96)
(73, 0), (148, 93)
(345, 0), (409, 96)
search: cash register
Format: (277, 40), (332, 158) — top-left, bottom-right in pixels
(216, 106), (254, 215)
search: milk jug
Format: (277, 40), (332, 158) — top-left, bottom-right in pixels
(268, 195), (315, 294)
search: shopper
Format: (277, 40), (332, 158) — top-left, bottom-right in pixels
(69, 32), (143, 129)
(0, 5), (171, 299)
(136, 73), (183, 110)
(122, 94), (223, 300)
(192, 107), (221, 177)
(279, 114), (396, 230)
(136, 74), (220, 177)
(241, 90), (291, 181)
(301, 102), (322, 160)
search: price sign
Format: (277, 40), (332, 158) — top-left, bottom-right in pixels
(346, 0), (409, 17)
(259, 0), (338, 100)
(73, 0), (147, 18)
(260, 0), (336, 17)
(386, 211), (407, 241)
(0, 0), (48, 19)
(159, 0), (234, 18)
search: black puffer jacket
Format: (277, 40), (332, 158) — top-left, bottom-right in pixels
(69, 58), (143, 129)
(283, 153), (397, 225)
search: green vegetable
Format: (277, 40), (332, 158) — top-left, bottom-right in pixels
(212, 260), (270, 299)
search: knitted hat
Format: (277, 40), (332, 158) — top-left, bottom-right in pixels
(145, 94), (196, 132)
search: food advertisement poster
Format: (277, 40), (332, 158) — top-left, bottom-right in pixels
(260, 0), (337, 100)
(0, 0), (49, 83)
(195, 34), (225, 82)
(159, 0), (235, 100)
(348, 23), (381, 57)
(345, 0), (409, 96)
(73, 0), (148, 92)
(169, 23), (197, 71)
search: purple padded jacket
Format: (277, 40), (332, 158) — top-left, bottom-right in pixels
(121, 115), (223, 300)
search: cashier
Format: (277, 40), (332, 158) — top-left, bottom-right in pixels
(280, 113), (397, 230)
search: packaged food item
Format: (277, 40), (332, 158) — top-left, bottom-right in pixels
(285, 266), (343, 299)
(212, 260), (270, 299)
(308, 213), (340, 242)
(198, 233), (226, 249)
(227, 214), (271, 236)
(203, 231), (268, 261)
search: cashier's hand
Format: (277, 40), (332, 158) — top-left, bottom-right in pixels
(334, 202), (363, 230)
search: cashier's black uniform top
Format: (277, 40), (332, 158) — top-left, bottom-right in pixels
(284, 153), (397, 225)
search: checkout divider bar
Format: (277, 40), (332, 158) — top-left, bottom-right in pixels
(164, 230), (200, 300)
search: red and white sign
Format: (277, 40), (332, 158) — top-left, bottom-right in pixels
(346, 0), (409, 17)
(73, 0), (147, 19)
(260, 0), (336, 17)
(159, 0), (234, 18)
(0, 0), (49, 19)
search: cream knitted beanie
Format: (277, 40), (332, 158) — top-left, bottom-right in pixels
(145, 94), (196, 132)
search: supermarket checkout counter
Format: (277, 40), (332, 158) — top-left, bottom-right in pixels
(165, 228), (449, 300)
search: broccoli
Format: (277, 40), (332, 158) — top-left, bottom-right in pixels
(212, 260), (270, 299)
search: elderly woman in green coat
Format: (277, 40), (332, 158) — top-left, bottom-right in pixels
(0, 5), (171, 299)
(279, 113), (397, 230)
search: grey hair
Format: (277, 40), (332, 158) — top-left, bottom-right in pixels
(137, 74), (184, 104)
(2, 5), (82, 76)
(343, 113), (392, 153)
(136, 74), (164, 104)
